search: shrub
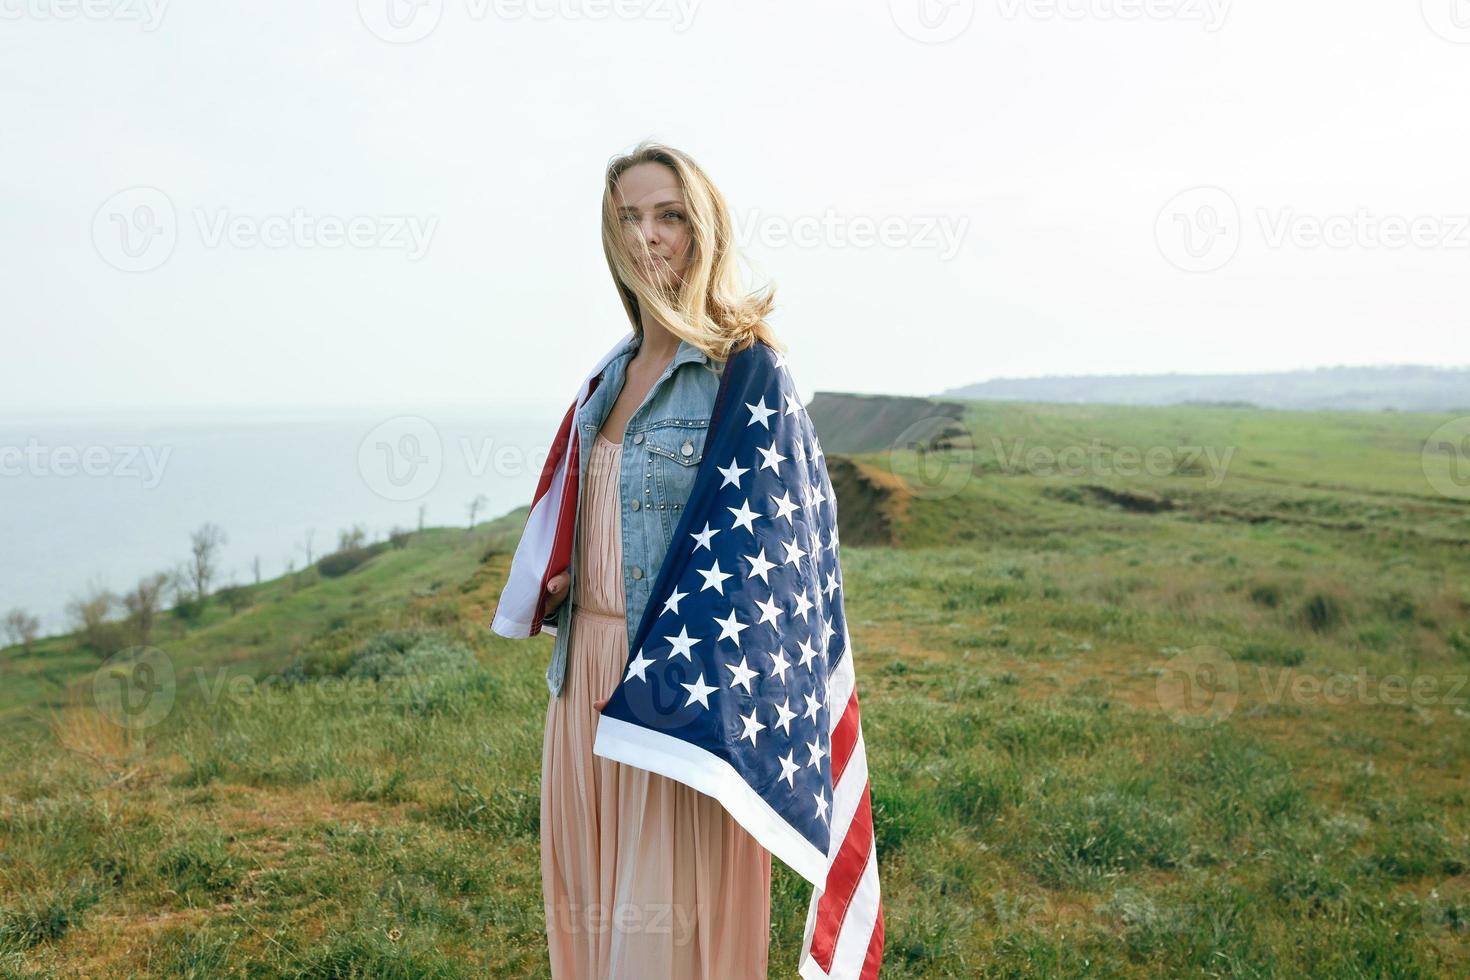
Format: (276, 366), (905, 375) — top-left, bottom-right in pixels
(171, 595), (206, 623)
(1239, 641), (1306, 667)
(290, 566), (320, 592)
(216, 585), (252, 614)
(342, 628), (476, 681)
(67, 583), (121, 654)
(1248, 582), (1284, 608)
(0, 880), (102, 950)
(317, 542), (389, 579)
(1299, 592), (1345, 633)
(938, 578), (1023, 610)
(157, 834), (240, 900)
(1374, 589), (1417, 624)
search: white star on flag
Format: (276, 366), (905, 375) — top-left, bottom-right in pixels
(726, 656), (760, 694)
(719, 457), (749, 488)
(665, 625), (700, 661)
(681, 673), (717, 709)
(757, 441), (788, 474)
(746, 396), (777, 429)
(715, 608), (750, 646)
(728, 499), (759, 533)
(744, 548), (777, 584)
(698, 559), (732, 594)
(691, 522), (719, 551)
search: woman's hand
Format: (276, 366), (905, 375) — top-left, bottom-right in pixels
(544, 571), (571, 616)
(543, 570), (604, 712)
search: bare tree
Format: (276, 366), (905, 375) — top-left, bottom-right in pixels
(417, 502), (427, 532)
(467, 494), (488, 529)
(3, 608), (41, 653)
(166, 563), (192, 603)
(298, 528), (315, 566)
(337, 523), (367, 550)
(187, 523), (227, 600)
(252, 556), (261, 585)
(67, 579), (119, 655)
(122, 571), (169, 647)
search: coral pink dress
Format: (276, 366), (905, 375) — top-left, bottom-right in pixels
(540, 431), (773, 979)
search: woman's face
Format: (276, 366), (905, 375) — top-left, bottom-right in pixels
(614, 161), (692, 289)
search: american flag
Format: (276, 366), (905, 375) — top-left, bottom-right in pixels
(490, 331), (631, 642)
(591, 340), (885, 979)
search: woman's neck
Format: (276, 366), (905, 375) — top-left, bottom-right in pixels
(636, 317), (680, 363)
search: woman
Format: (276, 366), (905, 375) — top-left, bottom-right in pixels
(537, 141), (784, 979)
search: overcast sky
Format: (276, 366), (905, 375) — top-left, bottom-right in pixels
(3, 0), (1467, 419)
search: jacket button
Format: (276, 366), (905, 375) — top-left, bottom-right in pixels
(681, 441), (693, 457)
(630, 499), (640, 511)
(631, 565), (643, 579)
(633, 433), (644, 444)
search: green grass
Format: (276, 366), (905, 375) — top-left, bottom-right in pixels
(2, 401), (1468, 976)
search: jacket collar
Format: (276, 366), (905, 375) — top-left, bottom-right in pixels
(623, 330), (710, 371)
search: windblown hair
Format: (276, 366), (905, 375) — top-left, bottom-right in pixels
(601, 140), (785, 370)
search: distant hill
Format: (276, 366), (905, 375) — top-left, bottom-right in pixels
(939, 365), (1470, 412)
(804, 392), (973, 454)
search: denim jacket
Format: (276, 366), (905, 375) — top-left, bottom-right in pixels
(543, 331), (726, 698)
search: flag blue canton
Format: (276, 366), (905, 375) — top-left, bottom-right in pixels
(599, 344), (846, 859)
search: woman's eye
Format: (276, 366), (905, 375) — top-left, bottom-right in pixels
(661, 210), (685, 221)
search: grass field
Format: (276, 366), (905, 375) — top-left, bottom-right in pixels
(2, 400), (1468, 977)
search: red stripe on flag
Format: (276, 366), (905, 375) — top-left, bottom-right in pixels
(530, 399), (576, 506)
(528, 374), (601, 636)
(828, 687), (861, 785)
(861, 899), (884, 979)
(808, 780), (875, 970)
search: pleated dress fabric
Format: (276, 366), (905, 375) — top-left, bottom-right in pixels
(540, 430), (774, 980)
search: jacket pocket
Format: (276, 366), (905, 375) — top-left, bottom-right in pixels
(641, 419), (708, 540)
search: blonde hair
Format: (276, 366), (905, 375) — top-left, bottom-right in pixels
(601, 140), (785, 369)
